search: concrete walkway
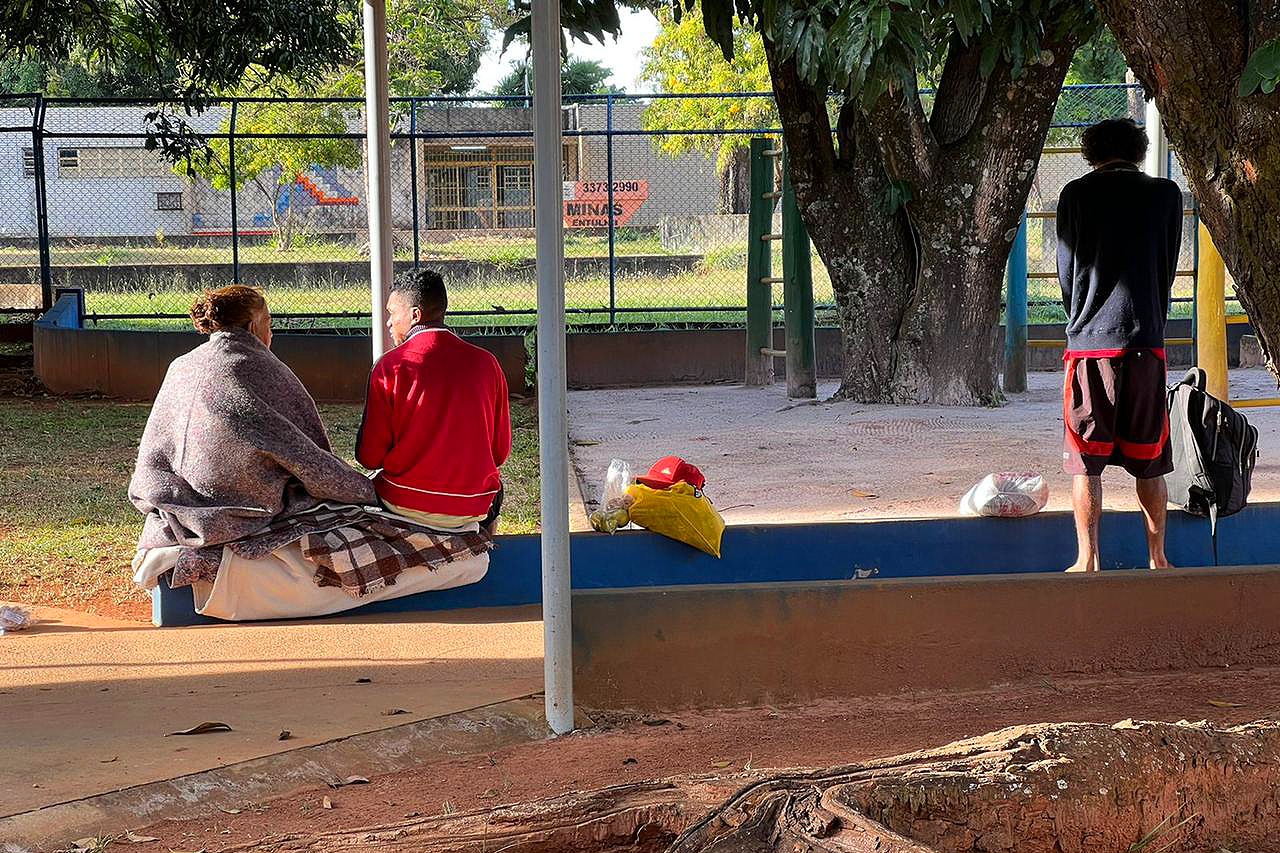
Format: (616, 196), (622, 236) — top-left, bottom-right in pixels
(568, 368), (1280, 525)
(0, 603), (543, 818)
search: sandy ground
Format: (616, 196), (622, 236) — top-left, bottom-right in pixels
(568, 368), (1280, 525)
(0, 603), (542, 816)
(139, 665), (1280, 851)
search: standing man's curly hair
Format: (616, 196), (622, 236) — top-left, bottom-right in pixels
(1081, 118), (1148, 167)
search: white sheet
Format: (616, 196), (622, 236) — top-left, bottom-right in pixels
(133, 542), (488, 622)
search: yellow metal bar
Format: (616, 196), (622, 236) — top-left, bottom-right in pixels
(1197, 222), (1229, 400)
(1027, 340), (1066, 348)
(1226, 315), (1251, 325)
(1166, 337), (1194, 346)
(1229, 398), (1280, 408)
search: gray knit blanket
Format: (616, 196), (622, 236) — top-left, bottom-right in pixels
(129, 327), (379, 550)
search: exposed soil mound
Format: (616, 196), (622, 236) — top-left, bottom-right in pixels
(228, 720), (1280, 853)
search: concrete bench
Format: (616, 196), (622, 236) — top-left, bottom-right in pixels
(152, 503), (1280, 626)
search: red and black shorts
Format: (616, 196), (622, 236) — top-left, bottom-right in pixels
(1063, 349), (1173, 479)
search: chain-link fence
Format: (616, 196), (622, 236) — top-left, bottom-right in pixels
(1, 84), (1192, 332)
(0, 95), (44, 326)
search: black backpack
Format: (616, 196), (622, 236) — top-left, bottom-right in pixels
(1166, 367), (1259, 562)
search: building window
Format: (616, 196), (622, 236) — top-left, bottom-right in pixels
(20, 148), (34, 178)
(58, 148), (79, 175)
(420, 143), (573, 231)
(57, 146), (170, 178)
(156, 191), (183, 211)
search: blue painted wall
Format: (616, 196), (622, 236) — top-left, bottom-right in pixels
(153, 503), (1280, 626)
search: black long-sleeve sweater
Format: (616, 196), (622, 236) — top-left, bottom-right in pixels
(1055, 162), (1184, 353)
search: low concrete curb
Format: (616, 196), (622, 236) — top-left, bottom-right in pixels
(1, 696), (551, 851)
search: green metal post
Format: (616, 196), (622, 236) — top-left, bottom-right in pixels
(1002, 211), (1028, 393)
(781, 152), (816, 399)
(745, 138), (775, 386)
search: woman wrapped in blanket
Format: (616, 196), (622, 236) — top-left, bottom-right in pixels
(129, 286), (491, 622)
(129, 285), (376, 550)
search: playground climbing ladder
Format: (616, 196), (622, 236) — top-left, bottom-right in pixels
(745, 137), (817, 399)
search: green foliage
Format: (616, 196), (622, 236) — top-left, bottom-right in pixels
(0, 51), (181, 97)
(639, 5), (776, 170)
(327, 0), (505, 97)
(1065, 23), (1125, 85)
(489, 56), (622, 99)
(0, 0), (353, 105)
(1240, 37), (1280, 97)
(546, 0), (1098, 107)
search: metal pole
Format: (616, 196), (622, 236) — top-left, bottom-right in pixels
(1196, 221), (1228, 400)
(363, 0), (394, 361)
(1143, 99), (1168, 179)
(1002, 211), (1029, 393)
(606, 93), (616, 324)
(780, 151), (816, 399)
(229, 100), (240, 282)
(532, 0), (574, 736)
(744, 138), (775, 386)
(31, 96), (53, 311)
(409, 98), (421, 270)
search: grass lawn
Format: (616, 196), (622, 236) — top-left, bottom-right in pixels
(75, 245), (836, 330)
(0, 231), (674, 269)
(0, 397), (540, 621)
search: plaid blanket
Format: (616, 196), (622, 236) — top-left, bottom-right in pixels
(172, 505), (492, 597)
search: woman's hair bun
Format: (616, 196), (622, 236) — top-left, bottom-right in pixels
(190, 285), (266, 335)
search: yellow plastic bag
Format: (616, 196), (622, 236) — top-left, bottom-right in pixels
(626, 482), (725, 558)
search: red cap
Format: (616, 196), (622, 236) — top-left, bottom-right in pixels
(636, 456), (705, 490)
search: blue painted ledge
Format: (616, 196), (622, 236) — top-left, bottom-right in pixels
(152, 503), (1280, 626)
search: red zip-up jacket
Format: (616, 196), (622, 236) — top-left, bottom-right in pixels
(356, 326), (511, 517)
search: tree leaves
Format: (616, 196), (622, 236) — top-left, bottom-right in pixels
(1239, 38), (1280, 97)
(552, 0), (1093, 107)
(1, 0), (355, 105)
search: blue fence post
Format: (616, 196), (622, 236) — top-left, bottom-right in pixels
(1002, 211), (1029, 394)
(409, 97), (420, 269)
(31, 95), (52, 311)
(229, 100), (240, 283)
(606, 93), (616, 325)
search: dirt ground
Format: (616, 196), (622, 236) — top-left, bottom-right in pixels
(139, 665), (1280, 850)
(568, 368), (1280, 524)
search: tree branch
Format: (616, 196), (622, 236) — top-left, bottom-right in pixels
(929, 35), (989, 147)
(864, 77), (938, 188)
(762, 37), (836, 188)
(956, 29), (1080, 171)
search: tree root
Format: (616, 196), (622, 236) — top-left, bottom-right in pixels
(228, 720), (1280, 853)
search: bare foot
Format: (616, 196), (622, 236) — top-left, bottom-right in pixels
(1149, 557), (1174, 570)
(1064, 562), (1099, 573)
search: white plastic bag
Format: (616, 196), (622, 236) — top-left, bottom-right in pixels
(603, 459), (634, 512)
(959, 472), (1049, 518)
(0, 605), (32, 635)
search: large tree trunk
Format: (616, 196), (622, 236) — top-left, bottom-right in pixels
(765, 34), (1081, 404)
(228, 721), (1280, 853)
(1098, 1), (1280, 375)
(719, 146), (751, 214)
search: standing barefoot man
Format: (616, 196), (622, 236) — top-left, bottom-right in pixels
(1056, 119), (1184, 572)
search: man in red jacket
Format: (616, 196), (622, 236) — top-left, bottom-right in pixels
(356, 269), (511, 534)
